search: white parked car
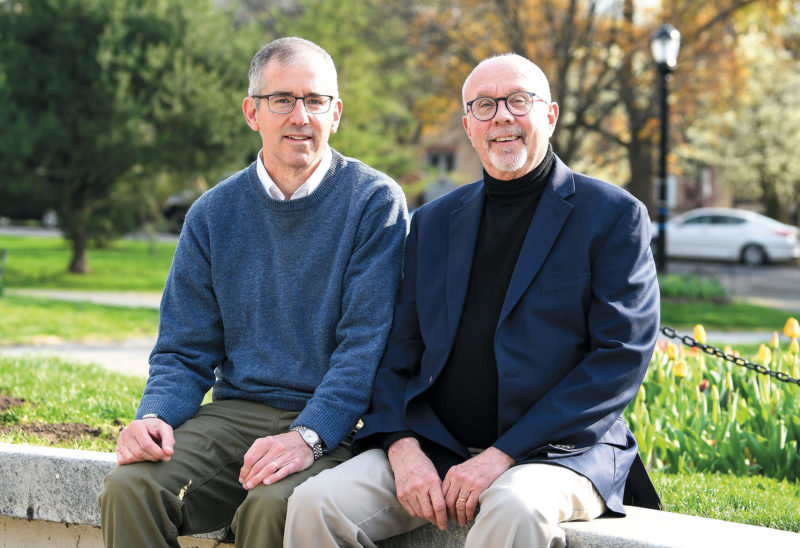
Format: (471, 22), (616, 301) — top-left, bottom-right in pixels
(651, 207), (800, 266)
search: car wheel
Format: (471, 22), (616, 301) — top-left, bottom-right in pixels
(740, 244), (767, 266)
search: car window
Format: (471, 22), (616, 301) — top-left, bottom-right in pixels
(711, 216), (746, 225)
(681, 216), (713, 226)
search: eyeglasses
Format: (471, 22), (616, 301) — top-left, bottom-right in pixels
(466, 91), (547, 121)
(251, 93), (335, 115)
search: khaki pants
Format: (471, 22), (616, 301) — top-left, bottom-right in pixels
(285, 448), (606, 548)
(99, 399), (351, 548)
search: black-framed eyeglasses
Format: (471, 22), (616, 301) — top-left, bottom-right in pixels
(466, 91), (547, 121)
(251, 93), (335, 115)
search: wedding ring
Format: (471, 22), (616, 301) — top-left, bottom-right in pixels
(457, 497), (468, 502)
(271, 461), (279, 472)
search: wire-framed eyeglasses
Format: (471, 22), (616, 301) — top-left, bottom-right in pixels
(251, 93), (335, 115)
(466, 91), (547, 121)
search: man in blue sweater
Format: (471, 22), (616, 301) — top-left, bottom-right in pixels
(99, 37), (408, 547)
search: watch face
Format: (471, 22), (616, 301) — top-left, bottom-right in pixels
(302, 429), (320, 445)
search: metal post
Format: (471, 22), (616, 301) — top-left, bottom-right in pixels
(656, 71), (670, 273)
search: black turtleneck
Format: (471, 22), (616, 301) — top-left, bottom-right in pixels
(428, 146), (555, 449)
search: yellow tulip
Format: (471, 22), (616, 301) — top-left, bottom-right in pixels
(667, 343), (678, 360)
(710, 385), (720, 423)
(770, 331), (780, 349)
(757, 344), (771, 365)
(673, 359), (688, 378)
(723, 345), (733, 355)
(790, 338), (799, 355)
(693, 324), (707, 344)
(784, 317), (800, 339)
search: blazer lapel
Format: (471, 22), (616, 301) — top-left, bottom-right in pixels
(446, 185), (484, 343)
(499, 158), (576, 324)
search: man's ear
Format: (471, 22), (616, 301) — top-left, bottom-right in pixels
(547, 102), (559, 136)
(242, 96), (259, 131)
(330, 98), (343, 134)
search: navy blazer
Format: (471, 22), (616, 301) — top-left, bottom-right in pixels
(353, 156), (660, 515)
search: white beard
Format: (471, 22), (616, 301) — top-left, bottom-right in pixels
(488, 145), (528, 173)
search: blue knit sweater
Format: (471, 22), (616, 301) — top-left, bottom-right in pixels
(136, 151), (408, 449)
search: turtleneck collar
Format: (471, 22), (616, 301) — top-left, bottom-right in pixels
(483, 144), (555, 199)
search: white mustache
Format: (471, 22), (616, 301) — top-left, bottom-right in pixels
(485, 127), (526, 142)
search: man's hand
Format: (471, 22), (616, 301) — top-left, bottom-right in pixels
(116, 417), (175, 465)
(239, 431), (314, 490)
(387, 437), (448, 530)
(442, 447), (514, 526)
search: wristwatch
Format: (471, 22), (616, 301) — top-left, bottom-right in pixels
(291, 426), (324, 460)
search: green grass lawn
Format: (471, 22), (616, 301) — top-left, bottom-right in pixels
(660, 300), (795, 332)
(655, 472), (800, 532)
(0, 295), (159, 345)
(0, 234), (175, 291)
(0, 355), (143, 451)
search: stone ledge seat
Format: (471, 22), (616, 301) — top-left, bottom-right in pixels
(1, 443), (798, 547)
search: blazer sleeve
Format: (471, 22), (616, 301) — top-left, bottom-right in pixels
(493, 199), (660, 461)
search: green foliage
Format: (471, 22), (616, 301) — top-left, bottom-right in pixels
(660, 300), (793, 331)
(269, 0), (424, 182)
(0, 0), (261, 270)
(0, 355), (144, 451)
(658, 274), (728, 301)
(654, 472), (800, 532)
(0, 235), (175, 290)
(0, 295), (158, 344)
(626, 330), (800, 481)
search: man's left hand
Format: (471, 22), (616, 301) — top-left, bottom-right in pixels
(239, 431), (314, 489)
(442, 446), (514, 525)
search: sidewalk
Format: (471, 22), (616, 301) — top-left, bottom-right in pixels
(5, 288), (161, 309)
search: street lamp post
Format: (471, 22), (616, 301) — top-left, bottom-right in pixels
(651, 24), (681, 273)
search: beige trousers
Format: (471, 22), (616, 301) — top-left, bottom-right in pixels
(284, 448), (606, 548)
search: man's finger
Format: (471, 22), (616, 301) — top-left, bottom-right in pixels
(428, 487), (448, 530)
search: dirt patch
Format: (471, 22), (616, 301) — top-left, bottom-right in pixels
(0, 422), (104, 444)
(0, 394), (28, 412)
(0, 392), (116, 444)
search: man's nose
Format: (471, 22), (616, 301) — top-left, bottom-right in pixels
(288, 99), (311, 124)
(493, 99), (515, 123)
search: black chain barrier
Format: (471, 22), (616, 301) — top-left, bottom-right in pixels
(659, 326), (800, 387)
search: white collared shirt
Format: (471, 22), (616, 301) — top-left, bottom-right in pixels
(256, 147), (332, 201)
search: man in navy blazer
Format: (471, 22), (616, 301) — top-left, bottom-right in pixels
(285, 53), (660, 547)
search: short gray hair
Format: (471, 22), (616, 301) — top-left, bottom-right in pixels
(461, 53), (552, 112)
(247, 36), (339, 97)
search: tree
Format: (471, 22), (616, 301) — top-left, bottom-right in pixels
(403, 0), (772, 212)
(0, 0), (260, 272)
(681, 32), (800, 223)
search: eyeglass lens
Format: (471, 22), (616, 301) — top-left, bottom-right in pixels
(268, 95), (331, 114)
(471, 92), (535, 121)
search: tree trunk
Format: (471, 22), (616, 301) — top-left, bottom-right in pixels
(68, 230), (90, 274)
(627, 137), (655, 215)
(64, 181), (92, 274)
(760, 175), (786, 222)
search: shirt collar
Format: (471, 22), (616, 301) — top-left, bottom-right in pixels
(256, 146), (332, 201)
